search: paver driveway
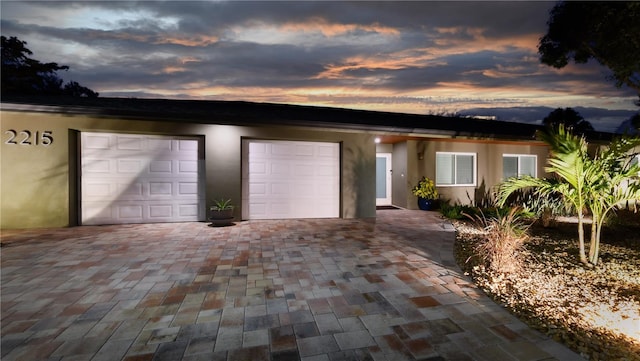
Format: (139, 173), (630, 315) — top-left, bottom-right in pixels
(1, 209), (583, 361)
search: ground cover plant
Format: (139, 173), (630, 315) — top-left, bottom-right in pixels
(452, 209), (640, 361)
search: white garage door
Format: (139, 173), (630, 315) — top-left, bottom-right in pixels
(243, 140), (340, 219)
(81, 132), (204, 225)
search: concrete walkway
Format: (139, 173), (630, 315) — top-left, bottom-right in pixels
(0, 209), (584, 360)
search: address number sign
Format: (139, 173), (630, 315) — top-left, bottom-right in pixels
(4, 130), (53, 146)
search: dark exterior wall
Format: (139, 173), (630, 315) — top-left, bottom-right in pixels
(1, 109), (376, 229)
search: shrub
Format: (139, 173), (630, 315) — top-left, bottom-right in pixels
(412, 177), (438, 199)
(501, 187), (569, 226)
(469, 207), (530, 274)
(440, 202), (477, 219)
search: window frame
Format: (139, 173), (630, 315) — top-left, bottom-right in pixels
(502, 154), (537, 179)
(435, 151), (477, 187)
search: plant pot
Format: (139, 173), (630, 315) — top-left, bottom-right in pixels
(209, 209), (234, 226)
(417, 198), (434, 211)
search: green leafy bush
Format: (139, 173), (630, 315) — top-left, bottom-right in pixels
(211, 198), (234, 211)
(411, 177), (438, 199)
(440, 202), (477, 219)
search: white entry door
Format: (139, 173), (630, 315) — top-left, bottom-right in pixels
(81, 132), (204, 225)
(376, 153), (392, 206)
(243, 140), (340, 219)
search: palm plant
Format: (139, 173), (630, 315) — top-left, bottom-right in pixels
(586, 138), (640, 264)
(498, 125), (640, 266)
(498, 126), (591, 264)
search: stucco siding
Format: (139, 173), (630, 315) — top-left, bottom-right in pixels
(1, 110), (376, 229)
(416, 139), (549, 206)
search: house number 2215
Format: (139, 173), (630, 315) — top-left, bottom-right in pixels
(4, 130), (54, 146)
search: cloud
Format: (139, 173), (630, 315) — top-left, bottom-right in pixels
(1, 1), (637, 126)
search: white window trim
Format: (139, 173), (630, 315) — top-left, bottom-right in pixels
(435, 152), (477, 187)
(503, 154), (537, 179)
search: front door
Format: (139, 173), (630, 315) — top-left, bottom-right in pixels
(376, 153), (392, 206)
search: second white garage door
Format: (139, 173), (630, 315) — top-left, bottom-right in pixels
(243, 140), (340, 219)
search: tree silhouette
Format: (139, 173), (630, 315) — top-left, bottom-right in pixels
(63, 81), (99, 98)
(542, 108), (594, 135)
(539, 2), (640, 97)
(1, 36), (98, 97)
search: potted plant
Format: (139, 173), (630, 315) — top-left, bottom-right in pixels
(411, 177), (439, 211)
(209, 198), (234, 226)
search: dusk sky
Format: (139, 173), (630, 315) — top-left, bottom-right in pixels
(2, 1), (638, 132)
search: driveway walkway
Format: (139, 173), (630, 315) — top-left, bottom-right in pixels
(1, 209), (583, 361)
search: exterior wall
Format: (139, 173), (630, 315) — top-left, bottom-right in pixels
(416, 138), (549, 206)
(375, 144), (393, 153)
(1, 109), (376, 229)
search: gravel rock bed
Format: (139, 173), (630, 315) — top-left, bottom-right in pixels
(452, 217), (640, 361)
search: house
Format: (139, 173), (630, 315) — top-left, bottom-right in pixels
(1, 96), (606, 229)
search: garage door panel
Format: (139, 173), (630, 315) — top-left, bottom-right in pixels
(84, 159), (111, 173)
(117, 136), (143, 150)
(81, 132), (204, 225)
(178, 139), (199, 151)
(294, 202), (313, 218)
(270, 182), (290, 196)
(317, 183), (337, 197)
(317, 144), (338, 156)
(249, 142), (267, 155)
(84, 183), (113, 198)
(270, 202), (291, 216)
(249, 182), (267, 195)
(83, 202), (115, 221)
(149, 160), (172, 173)
(178, 182), (199, 195)
(294, 144), (314, 156)
(292, 183), (314, 197)
(84, 134), (112, 149)
(118, 182), (144, 199)
(248, 201), (267, 218)
(294, 164), (315, 177)
(149, 182), (173, 196)
(118, 159), (144, 173)
(178, 160), (198, 173)
(244, 140), (339, 220)
(148, 138), (172, 151)
(272, 143), (293, 155)
(249, 161), (267, 175)
(316, 165), (337, 177)
(270, 162), (290, 176)
(149, 205), (172, 218)
(178, 204), (200, 217)
(118, 205), (143, 219)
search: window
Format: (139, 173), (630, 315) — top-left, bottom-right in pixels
(503, 154), (537, 179)
(436, 152), (476, 186)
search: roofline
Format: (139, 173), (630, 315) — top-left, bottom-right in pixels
(0, 96), (617, 142)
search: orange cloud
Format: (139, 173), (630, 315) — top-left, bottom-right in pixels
(314, 26), (541, 80)
(315, 49), (446, 80)
(431, 26), (539, 55)
(86, 30), (218, 46)
(280, 17), (400, 37)
(154, 35), (219, 47)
